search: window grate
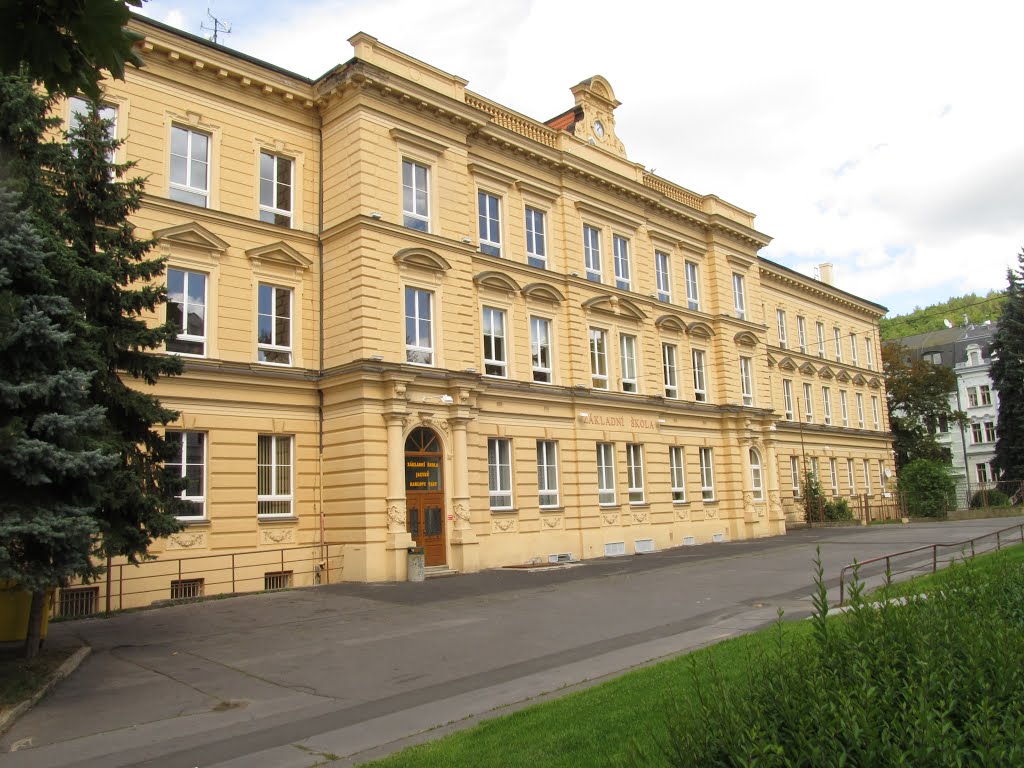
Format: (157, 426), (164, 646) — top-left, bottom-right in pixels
(264, 571), (293, 591)
(58, 586), (98, 618)
(634, 539), (655, 554)
(604, 541), (626, 557)
(170, 578), (204, 600)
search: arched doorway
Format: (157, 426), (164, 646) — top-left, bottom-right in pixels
(404, 427), (446, 566)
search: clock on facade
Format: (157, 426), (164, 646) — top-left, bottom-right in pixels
(593, 120), (605, 139)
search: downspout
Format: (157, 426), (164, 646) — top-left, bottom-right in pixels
(317, 103), (326, 578)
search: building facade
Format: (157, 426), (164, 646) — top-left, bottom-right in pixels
(62, 17), (893, 605)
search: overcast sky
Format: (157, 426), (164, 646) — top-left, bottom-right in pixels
(137, 0), (1023, 317)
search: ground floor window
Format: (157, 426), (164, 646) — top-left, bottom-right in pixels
(258, 435), (293, 516)
(488, 438), (513, 509)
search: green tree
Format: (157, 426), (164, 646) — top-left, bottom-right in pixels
(883, 341), (964, 471)
(991, 249), (1024, 484)
(0, 0), (144, 100)
(899, 459), (956, 518)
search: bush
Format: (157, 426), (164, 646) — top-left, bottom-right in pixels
(970, 488), (1011, 508)
(824, 497), (853, 521)
(899, 459), (955, 517)
(646, 553), (1024, 767)
(801, 471), (825, 522)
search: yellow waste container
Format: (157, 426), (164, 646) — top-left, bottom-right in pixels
(0, 584), (52, 642)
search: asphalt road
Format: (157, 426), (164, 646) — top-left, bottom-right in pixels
(4, 517), (1021, 767)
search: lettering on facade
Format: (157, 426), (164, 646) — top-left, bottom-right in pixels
(580, 414), (658, 431)
(405, 458), (442, 491)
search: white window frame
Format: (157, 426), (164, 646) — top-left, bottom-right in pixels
(626, 444), (645, 504)
(871, 396), (880, 430)
(488, 437), (514, 510)
(669, 446), (686, 502)
(613, 235), (631, 290)
(816, 322), (825, 357)
(977, 463), (989, 483)
(822, 386), (832, 425)
(165, 430), (206, 519)
(834, 327), (842, 362)
(865, 337), (874, 370)
(166, 267), (207, 357)
(662, 343), (678, 399)
(797, 316), (807, 354)
(692, 348), (707, 402)
(405, 286), (434, 365)
(537, 440), (559, 508)
(169, 124), (210, 207)
(402, 158), (430, 231)
(584, 225), (602, 282)
(259, 151), (293, 227)
(589, 328), (609, 389)
(655, 251), (671, 302)
(985, 421), (997, 442)
(732, 273), (746, 320)
(791, 456), (802, 498)
(684, 261), (700, 311)
(749, 448), (764, 501)
(257, 284), (293, 366)
(740, 357), (754, 407)
(972, 422), (983, 443)
(597, 442), (616, 505)
(530, 316), (553, 384)
(864, 459), (872, 495)
(620, 334), (638, 393)
(848, 458), (856, 494)
(803, 383), (814, 423)
(849, 333), (859, 366)
(699, 447), (715, 501)
(967, 387), (979, 407)
(257, 435), (293, 516)
(839, 390), (849, 427)
(482, 306), (508, 378)
(856, 393), (865, 428)
(525, 207), (546, 269)
(829, 458), (839, 496)
(980, 385), (992, 405)
(777, 310), (788, 349)
(783, 379), (794, 421)
(477, 190), (501, 256)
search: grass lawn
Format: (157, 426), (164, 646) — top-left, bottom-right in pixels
(0, 644), (79, 712)
(871, 540), (1024, 598)
(362, 621), (812, 768)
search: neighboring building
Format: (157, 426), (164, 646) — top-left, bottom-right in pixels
(58, 16), (892, 606)
(895, 322), (1000, 501)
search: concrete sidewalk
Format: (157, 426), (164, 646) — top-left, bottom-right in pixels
(3, 517), (1020, 767)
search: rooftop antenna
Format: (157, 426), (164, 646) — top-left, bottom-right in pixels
(200, 7), (231, 44)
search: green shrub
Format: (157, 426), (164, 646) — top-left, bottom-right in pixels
(801, 470), (825, 522)
(970, 488), (1011, 508)
(899, 459), (955, 517)
(644, 553), (1024, 767)
(824, 497), (853, 521)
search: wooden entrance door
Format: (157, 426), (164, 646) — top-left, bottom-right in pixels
(405, 428), (446, 566)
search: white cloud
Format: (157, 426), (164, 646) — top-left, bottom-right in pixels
(136, 0), (1024, 315)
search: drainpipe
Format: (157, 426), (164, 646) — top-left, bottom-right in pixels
(317, 103), (326, 575)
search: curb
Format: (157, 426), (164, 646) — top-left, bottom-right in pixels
(0, 645), (91, 736)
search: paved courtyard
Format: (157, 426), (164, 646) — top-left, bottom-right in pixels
(3, 517), (1021, 767)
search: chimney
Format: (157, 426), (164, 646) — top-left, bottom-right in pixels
(818, 263), (834, 286)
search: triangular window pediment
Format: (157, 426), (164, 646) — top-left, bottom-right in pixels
(836, 370), (851, 382)
(799, 362), (817, 375)
(868, 377), (882, 389)
(777, 356), (796, 371)
(766, 353), (778, 367)
(154, 221), (229, 255)
(853, 373), (868, 385)
(818, 365), (835, 379)
(245, 241), (312, 270)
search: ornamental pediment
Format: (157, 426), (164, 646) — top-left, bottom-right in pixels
(868, 377), (882, 389)
(582, 294), (647, 320)
(521, 282), (565, 303)
(777, 356), (796, 371)
(799, 361), (817, 375)
(818, 365), (835, 380)
(766, 353), (777, 367)
(734, 331), (759, 348)
(245, 241), (312, 270)
(853, 373), (868, 385)
(394, 247), (451, 273)
(687, 321), (715, 339)
(473, 271), (522, 292)
(655, 314), (688, 333)
(836, 370), (852, 382)
(154, 221), (229, 255)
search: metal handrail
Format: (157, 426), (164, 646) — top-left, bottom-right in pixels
(837, 523), (1024, 606)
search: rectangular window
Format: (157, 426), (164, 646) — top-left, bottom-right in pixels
(834, 327), (842, 362)
(257, 435), (292, 516)
(740, 357), (754, 406)
(402, 159), (430, 231)
(69, 97), (117, 162)
(850, 333), (859, 366)
(257, 284), (292, 365)
(865, 337), (874, 370)
(856, 393), (865, 428)
(477, 191), (501, 256)
(692, 349), (707, 402)
(810, 457), (819, 480)
(822, 386), (832, 425)
(589, 328), (609, 389)
(977, 463), (989, 483)
(871, 396), (880, 430)
(791, 456), (802, 498)
(848, 458), (856, 494)
(829, 458), (839, 496)
(166, 268), (206, 356)
(985, 421), (997, 442)
(583, 225), (602, 282)
(597, 442), (616, 505)
(684, 261), (700, 310)
(972, 423), (983, 443)
(259, 151), (293, 227)
(405, 287), (433, 365)
(816, 322), (825, 357)
(537, 440), (559, 508)
(663, 343), (678, 399)
(482, 307), (508, 377)
(967, 387), (979, 407)
(165, 430), (205, 518)
(699, 447), (715, 501)
(626, 444), (645, 504)
(613, 235), (631, 290)
(840, 390), (849, 427)
(783, 379), (794, 421)
(980, 385), (992, 405)
(530, 316), (552, 383)
(777, 310), (788, 349)
(655, 251), (671, 302)
(669, 446), (686, 502)
(525, 207), (546, 269)
(620, 334), (638, 393)
(169, 125), (210, 207)
(803, 383), (814, 423)
(864, 458), (872, 494)
(797, 316), (807, 354)
(750, 449), (764, 500)
(733, 273), (746, 320)
(488, 438), (513, 509)
(938, 414), (949, 433)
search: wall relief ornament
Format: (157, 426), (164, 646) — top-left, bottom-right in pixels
(387, 504), (404, 526)
(676, 507), (689, 521)
(632, 510), (648, 524)
(743, 491), (755, 506)
(493, 518), (515, 533)
(261, 528), (294, 545)
(705, 505), (718, 518)
(756, 504), (767, 518)
(542, 516), (561, 529)
(168, 532), (205, 549)
(454, 502), (470, 522)
(603, 513), (619, 525)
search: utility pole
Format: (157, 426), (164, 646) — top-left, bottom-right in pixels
(200, 8), (231, 45)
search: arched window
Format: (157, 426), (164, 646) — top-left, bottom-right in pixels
(749, 449), (764, 501)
